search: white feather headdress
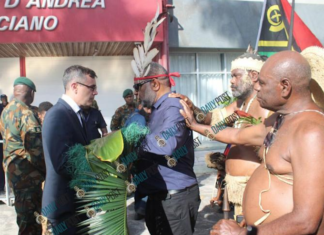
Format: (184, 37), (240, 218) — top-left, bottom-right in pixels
(131, 6), (165, 80)
(231, 45), (265, 73)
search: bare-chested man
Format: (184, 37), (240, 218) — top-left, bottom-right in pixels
(170, 48), (268, 218)
(183, 50), (324, 235)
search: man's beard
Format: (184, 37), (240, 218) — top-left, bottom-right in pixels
(141, 86), (156, 109)
(231, 74), (254, 99)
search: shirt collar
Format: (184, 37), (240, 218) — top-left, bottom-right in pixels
(153, 91), (173, 110)
(13, 98), (29, 108)
(61, 94), (81, 114)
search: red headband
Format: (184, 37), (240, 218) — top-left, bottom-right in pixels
(134, 72), (181, 87)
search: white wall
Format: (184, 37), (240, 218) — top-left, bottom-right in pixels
(0, 56), (135, 131)
(0, 58), (20, 100)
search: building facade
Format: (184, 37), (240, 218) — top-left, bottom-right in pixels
(168, 0), (324, 148)
(0, 0), (323, 141)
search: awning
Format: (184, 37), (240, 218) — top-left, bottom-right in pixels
(0, 0), (164, 57)
(0, 42), (135, 57)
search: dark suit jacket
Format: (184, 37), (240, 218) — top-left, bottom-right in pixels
(42, 98), (89, 222)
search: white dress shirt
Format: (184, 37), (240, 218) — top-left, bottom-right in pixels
(61, 94), (83, 126)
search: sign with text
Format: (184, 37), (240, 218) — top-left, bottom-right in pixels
(0, 0), (164, 43)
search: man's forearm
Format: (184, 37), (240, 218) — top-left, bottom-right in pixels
(24, 132), (46, 176)
(189, 122), (264, 146)
(26, 152), (46, 176)
(189, 122), (237, 144)
(101, 127), (108, 137)
(193, 105), (212, 125)
(255, 211), (320, 235)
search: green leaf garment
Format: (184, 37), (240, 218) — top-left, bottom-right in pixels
(65, 123), (149, 235)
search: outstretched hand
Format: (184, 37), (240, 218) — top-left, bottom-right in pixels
(143, 107), (152, 114)
(179, 100), (196, 128)
(210, 220), (245, 235)
(169, 93), (194, 110)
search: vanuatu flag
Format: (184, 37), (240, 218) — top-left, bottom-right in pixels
(257, 0), (323, 57)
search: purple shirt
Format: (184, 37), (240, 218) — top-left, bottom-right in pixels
(137, 92), (197, 195)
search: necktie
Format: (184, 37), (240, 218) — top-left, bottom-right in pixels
(78, 110), (88, 137)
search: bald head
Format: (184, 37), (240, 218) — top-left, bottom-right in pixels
(256, 51), (313, 112)
(14, 84), (34, 105)
(262, 51), (311, 93)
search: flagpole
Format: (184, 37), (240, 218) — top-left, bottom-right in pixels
(288, 0), (295, 50)
(255, 0), (267, 51)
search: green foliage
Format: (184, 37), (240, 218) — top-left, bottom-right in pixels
(89, 130), (124, 163)
(121, 122), (150, 146)
(66, 123), (149, 235)
(220, 97), (237, 108)
(65, 144), (93, 189)
(235, 116), (262, 126)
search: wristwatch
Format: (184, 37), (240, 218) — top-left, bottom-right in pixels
(196, 112), (205, 122)
(246, 225), (258, 235)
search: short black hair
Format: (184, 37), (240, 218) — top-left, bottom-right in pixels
(145, 62), (170, 86)
(38, 102), (53, 113)
(63, 65), (97, 89)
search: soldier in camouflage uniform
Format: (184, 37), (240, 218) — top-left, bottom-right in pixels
(91, 99), (99, 110)
(110, 89), (135, 130)
(0, 77), (46, 235)
(0, 94), (8, 193)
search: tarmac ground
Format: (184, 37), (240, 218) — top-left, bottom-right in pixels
(0, 172), (231, 235)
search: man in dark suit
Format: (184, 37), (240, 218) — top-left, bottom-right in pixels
(0, 94), (6, 194)
(42, 65), (98, 234)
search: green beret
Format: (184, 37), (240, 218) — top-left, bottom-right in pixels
(14, 77), (36, 92)
(123, 89), (133, 98)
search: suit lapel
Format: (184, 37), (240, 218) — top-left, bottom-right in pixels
(58, 98), (89, 144)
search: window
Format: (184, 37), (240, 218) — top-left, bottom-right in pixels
(170, 51), (241, 149)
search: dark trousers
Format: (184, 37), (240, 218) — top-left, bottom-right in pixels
(135, 191), (147, 216)
(14, 187), (43, 235)
(145, 184), (201, 235)
(0, 142), (5, 191)
(48, 213), (87, 235)
(8, 158), (45, 235)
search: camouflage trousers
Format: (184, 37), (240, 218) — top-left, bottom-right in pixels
(7, 158), (44, 235)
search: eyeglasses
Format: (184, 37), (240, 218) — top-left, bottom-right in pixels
(133, 80), (153, 91)
(76, 82), (97, 92)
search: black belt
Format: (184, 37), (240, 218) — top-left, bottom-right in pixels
(148, 184), (198, 201)
(168, 183), (198, 195)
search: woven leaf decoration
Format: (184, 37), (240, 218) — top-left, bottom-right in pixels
(66, 124), (149, 235)
(131, 6), (165, 77)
